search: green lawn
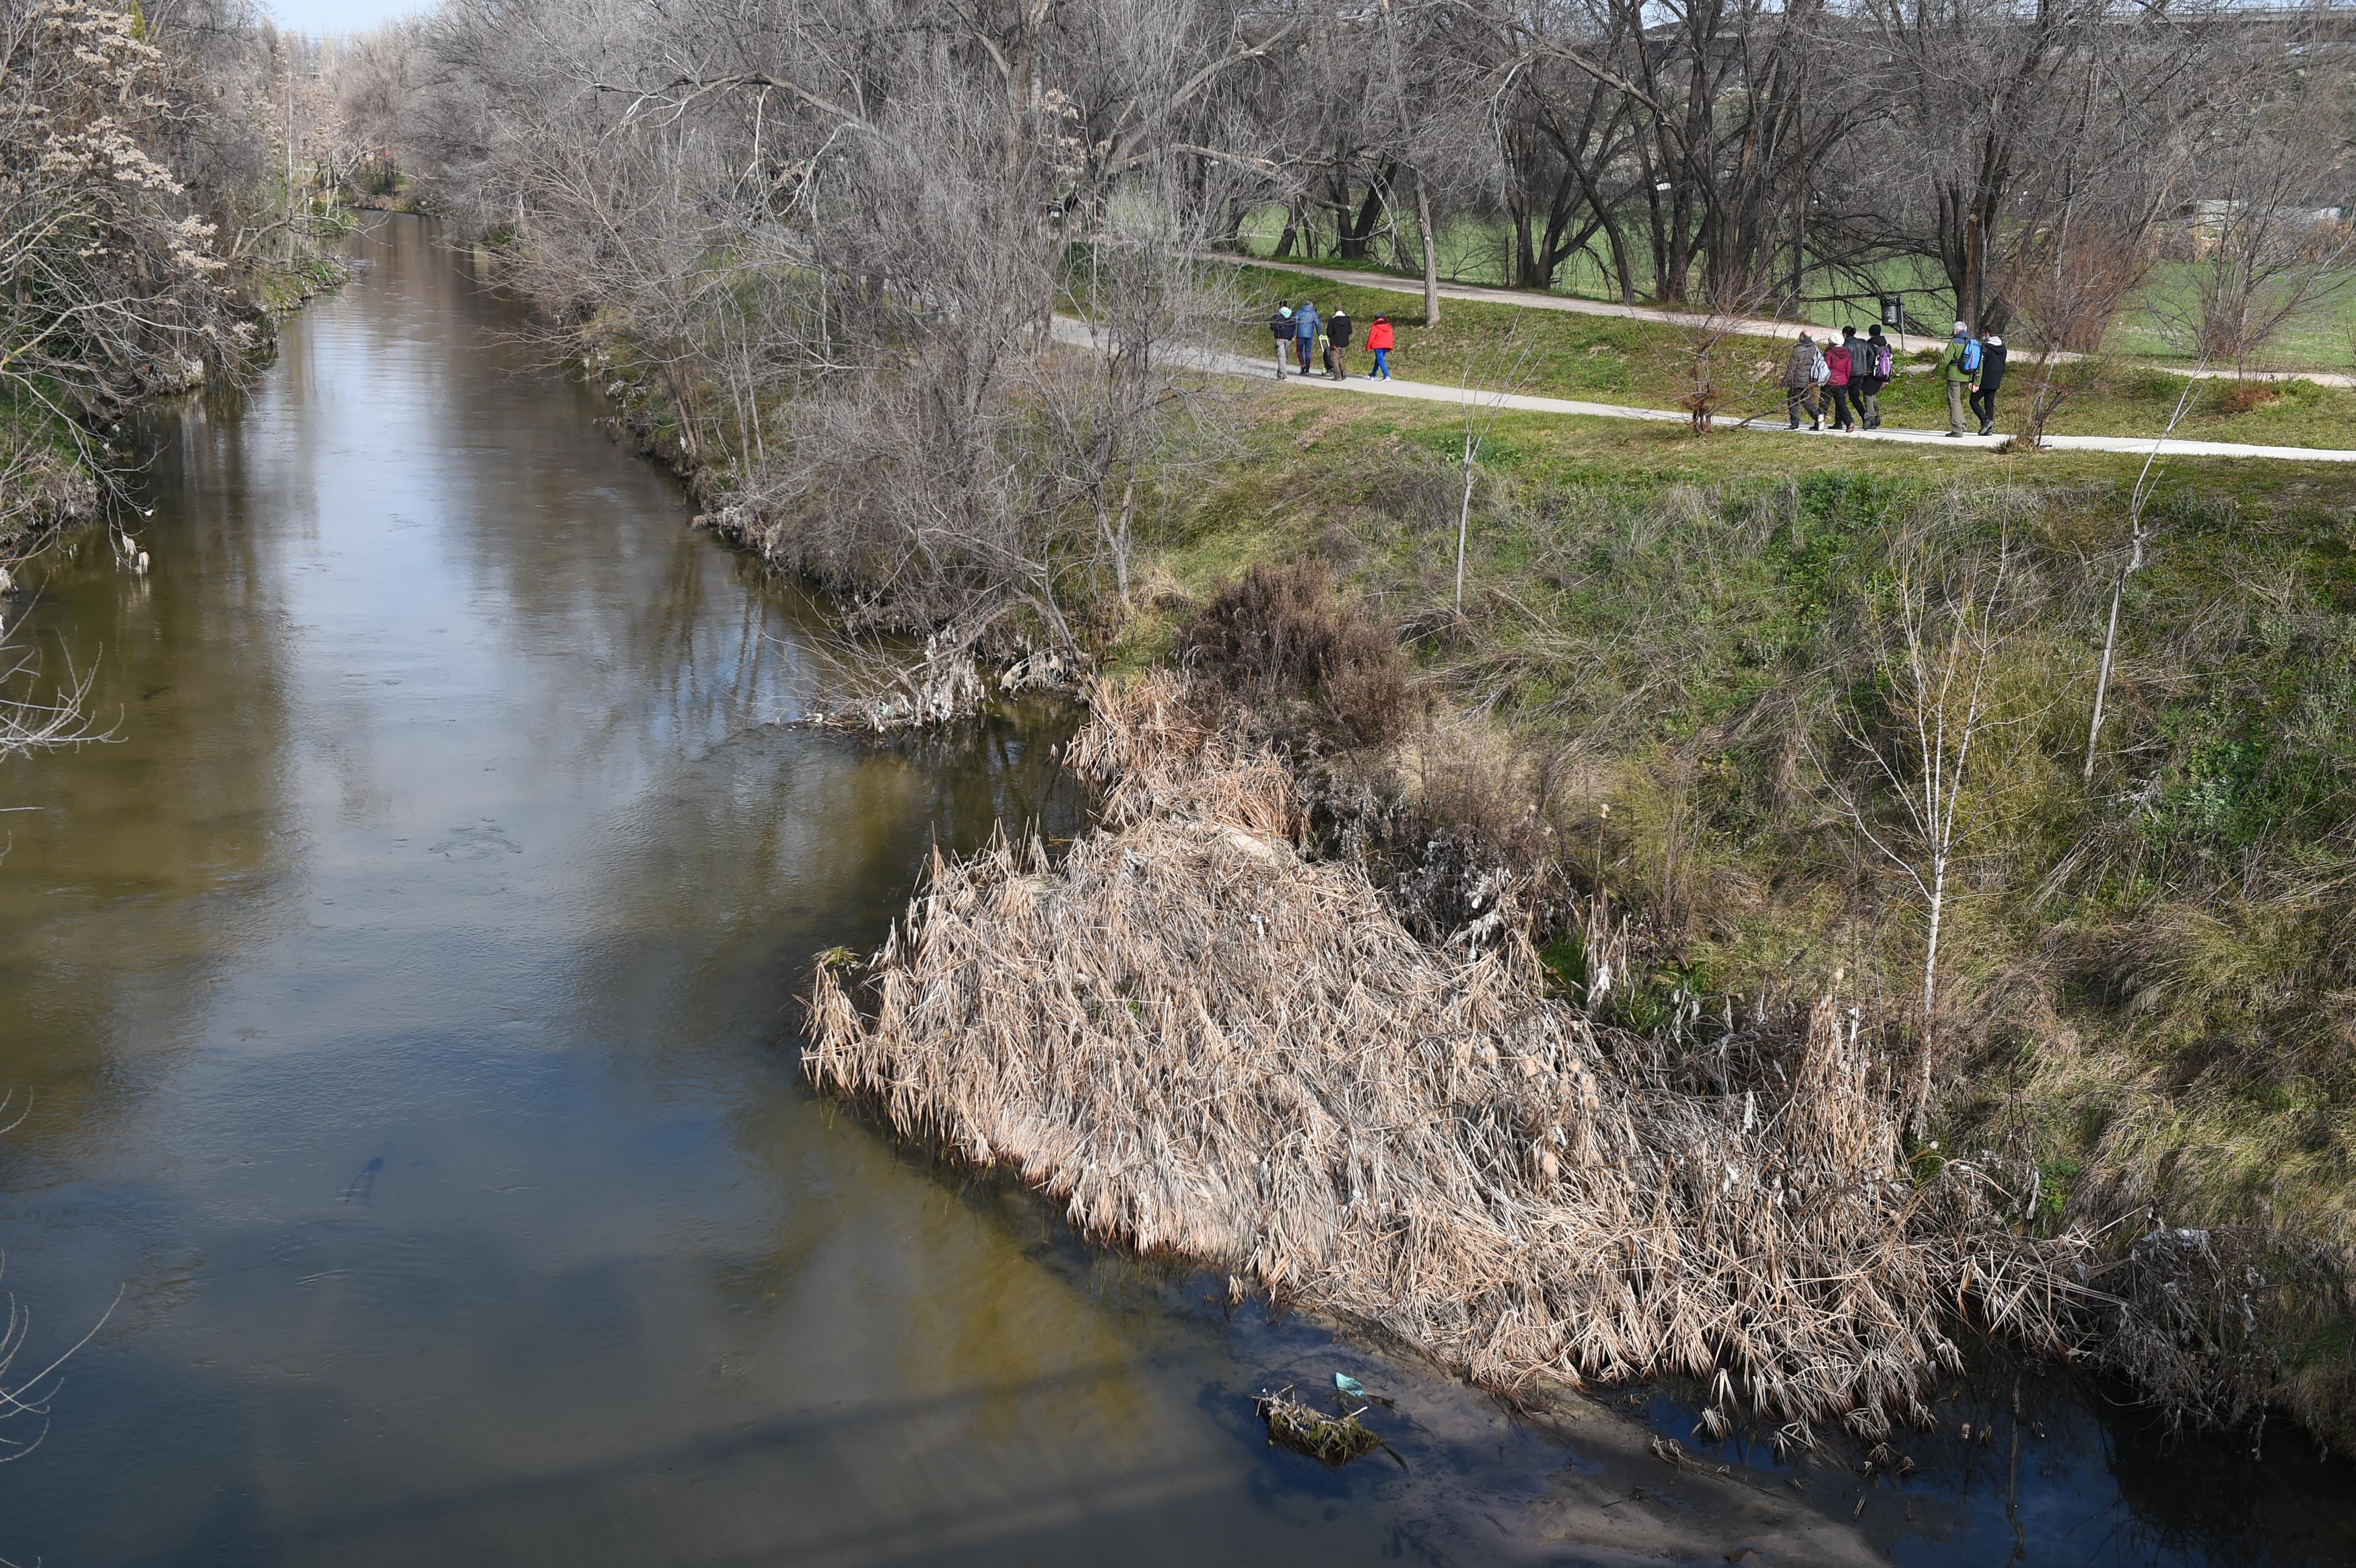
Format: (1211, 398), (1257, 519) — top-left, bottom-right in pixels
(1233, 263), (2356, 449)
(1232, 207), (2356, 377)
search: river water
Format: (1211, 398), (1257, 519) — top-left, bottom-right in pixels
(0, 216), (2348, 1567)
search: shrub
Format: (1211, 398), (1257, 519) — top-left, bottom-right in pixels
(1179, 560), (1413, 750)
(2215, 380), (2281, 416)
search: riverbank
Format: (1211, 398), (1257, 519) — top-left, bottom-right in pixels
(0, 251), (346, 570)
(427, 199), (2356, 1453)
(1115, 393), (2356, 1449)
(588, 308), (2352, 1450)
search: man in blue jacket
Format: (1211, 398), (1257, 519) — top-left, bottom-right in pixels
(1293, 300), (1320, 376)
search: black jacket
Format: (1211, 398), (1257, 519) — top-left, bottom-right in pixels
(1856, 334), (1891, 386)
(1978, 343), (2009, 392)
(1839, 335), (1870, 384)
(1270, 310), (1293, 340)
(1329, 312), (1354, 347)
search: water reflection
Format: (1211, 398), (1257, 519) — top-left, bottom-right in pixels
(0, 215), (2345, 1568)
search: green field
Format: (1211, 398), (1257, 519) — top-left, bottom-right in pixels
(1236, 206), (2356, 378)
(1232, 263), (2356, 448)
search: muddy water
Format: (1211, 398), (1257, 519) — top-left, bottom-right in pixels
(0, 215), (2346, 1567)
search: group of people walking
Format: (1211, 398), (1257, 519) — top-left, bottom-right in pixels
(1780, 324), (1894, 433)
(1782, 320), (2011, 437)
(1270, 301), (1394, 381)
(1265, 289), (2017, 441)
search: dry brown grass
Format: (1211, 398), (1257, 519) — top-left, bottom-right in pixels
(1179, 561), (1414, 751)
(806, 673), (2095, 1443)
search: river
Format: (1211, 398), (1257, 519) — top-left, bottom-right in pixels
(0, 215), (2347, 1567)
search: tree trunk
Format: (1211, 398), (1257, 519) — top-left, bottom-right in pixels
(1915, 852), (1945, 1137)
(1338, 167), (1391, 260)
(2083, 532), (2144, 781)
(1454, 447), (1475, 612)
(1416, 173), (1440, 327)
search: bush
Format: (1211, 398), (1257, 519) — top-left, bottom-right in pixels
(2215, 380), (2282, 416)
(1179, 560), (1414, 750)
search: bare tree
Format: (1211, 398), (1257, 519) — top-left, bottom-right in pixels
(1451, 316), (1536, 614)
(2174, 135), (2356, 376)
(2083, 374), (2201, 785)
(1852, 0), (2211, 334)
(1819, 532), (2015, 1135)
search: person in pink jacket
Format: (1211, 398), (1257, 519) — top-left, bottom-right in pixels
(1824, 334), (1859, 433)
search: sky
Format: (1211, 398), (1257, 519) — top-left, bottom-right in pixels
(267, 0), (419, 35)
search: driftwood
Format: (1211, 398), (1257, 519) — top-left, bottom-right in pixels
(806, 673), (2091, 1443)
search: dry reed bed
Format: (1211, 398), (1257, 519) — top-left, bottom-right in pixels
(806, 674), (2088, 1441)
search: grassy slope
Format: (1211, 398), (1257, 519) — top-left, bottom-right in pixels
(1233, 265), (2356, 449)
(1124, 385), (2356, 1434)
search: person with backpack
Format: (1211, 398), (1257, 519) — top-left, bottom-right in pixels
(1825, 331), (1858, 433)
(1937, 320), (1980, 437)
(1325, 306), (1353, 380)
(1268, 304), (1293, 379)
(1970, 334), (2008, 435)
(1782, 332), (1826, 430)
(1365, 313), (1395, 379)
(1854, 325), (1892, 429)
(1293, 299), (1321, 376)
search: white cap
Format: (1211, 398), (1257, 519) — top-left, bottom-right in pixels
(1953, 320), (1969, 334)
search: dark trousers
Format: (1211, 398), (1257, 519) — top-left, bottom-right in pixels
(1786, 388), (1821, 427)
(1830, 385), (1862, 429)
(1970, 386), (1999, 430)
(1296, 336), (1315, 371)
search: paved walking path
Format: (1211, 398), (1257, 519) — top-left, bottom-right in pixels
(1052, 317), (2356, 464)
(1230, 255), (2356, 390)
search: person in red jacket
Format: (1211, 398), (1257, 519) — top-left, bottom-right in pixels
(1824, 333), (1859, 433)
(1365, 314), (1395, 379)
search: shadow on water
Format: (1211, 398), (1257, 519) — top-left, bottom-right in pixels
(0, 213), (2347, 1568)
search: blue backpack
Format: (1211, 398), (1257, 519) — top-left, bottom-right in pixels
(1962, 337), (1983, 374)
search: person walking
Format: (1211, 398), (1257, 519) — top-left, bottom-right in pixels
(1826, 331), (1858, 433)
(1855, 324), (1892, 429)
(1970, 334), (2007, 435)
(1293, 299), (1321, 376)
(1937, 320), (1980, 437)
(1366, 313), (1395, 379)
(1268, 304), (1293, 379)
(1782, 332), (1825, 430)
(1326, 306), (1352, 380)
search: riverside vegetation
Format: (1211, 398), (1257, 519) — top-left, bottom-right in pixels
(0, 0), (410, 564)
(363, 0), (2356, 1462)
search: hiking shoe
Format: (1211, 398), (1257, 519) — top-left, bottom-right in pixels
(1978, 422), (1994, 436)
(1945, 429), (1962, 438)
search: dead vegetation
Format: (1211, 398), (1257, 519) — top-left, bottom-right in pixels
(806, 673), (2095, 1445)
(1179, 560), (1415, 752)
(1253, 1386), (1393, 1466)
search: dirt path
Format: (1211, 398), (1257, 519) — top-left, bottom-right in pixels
(1059, 318), (2356, 464)
(1231, 255), (2356, 391)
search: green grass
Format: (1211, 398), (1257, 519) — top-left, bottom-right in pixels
(1232, 263), (2356, 449)
(1125, 392), (2356, 1437)
(1231, 205), (2356, 376)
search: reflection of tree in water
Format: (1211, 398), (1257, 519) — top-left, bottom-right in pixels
(0, 413), (300, 1168)
(2099, 1386), (2353, 1567)
(560, 701), (1083, 1080)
